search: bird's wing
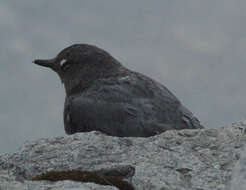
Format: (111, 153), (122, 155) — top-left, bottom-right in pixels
(63, 95), (150, 136)
(64, 94), (180, 137)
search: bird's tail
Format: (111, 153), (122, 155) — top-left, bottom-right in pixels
(179, 105), (204, 129)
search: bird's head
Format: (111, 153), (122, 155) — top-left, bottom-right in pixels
(33, 44), (121, 95)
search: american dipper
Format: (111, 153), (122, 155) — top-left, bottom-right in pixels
(33, 44), (203, 137)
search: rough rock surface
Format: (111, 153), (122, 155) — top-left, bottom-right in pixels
(231, 144), (246, 189)
(1, 122), (246, 190)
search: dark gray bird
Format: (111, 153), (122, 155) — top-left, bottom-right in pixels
(33, 44), (203, 137)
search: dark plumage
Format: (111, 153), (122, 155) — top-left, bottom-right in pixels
(33, 44), (203, 137)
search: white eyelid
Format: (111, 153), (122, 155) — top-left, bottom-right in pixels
(60, 59), (67, 67)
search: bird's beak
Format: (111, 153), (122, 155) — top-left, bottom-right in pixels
(33, 58), (56, 68)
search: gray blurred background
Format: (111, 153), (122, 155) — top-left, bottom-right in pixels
(1, 0), (246, 154)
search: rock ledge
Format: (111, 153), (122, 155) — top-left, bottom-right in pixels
(1, 122), (246, 190)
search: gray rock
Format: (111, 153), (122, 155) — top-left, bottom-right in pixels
(24, 181), (118, 190)
(231, 125), (246, 190)
(1, 122), (246, 190)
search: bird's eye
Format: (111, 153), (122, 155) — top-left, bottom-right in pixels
(60, 59), (70, 71)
